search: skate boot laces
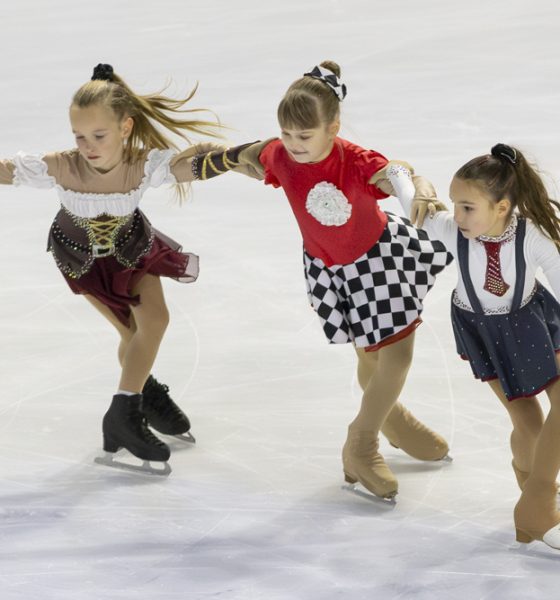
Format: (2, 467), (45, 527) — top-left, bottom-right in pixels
(143, 377), (184, 421)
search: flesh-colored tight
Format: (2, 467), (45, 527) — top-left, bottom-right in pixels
(489, 357), (560, 488)
(351, 331), (415, 433)
(490, 358), (560, 536)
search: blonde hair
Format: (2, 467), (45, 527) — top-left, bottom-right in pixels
(277, 60), (342, 129)
(455, 146), (560, 247)
(72, 68), (224, 199)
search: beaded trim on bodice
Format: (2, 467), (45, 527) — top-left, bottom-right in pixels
(452, 283), (537, 315)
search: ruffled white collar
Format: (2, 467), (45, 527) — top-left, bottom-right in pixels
(476, 214), (517, 244)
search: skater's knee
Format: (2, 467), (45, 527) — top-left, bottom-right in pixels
(507, 398), (544, 435)
(137, 306), (170, 337)
(152, 308), (170, 334)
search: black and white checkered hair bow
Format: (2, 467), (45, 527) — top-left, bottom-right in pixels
(303, 66), (347, 101)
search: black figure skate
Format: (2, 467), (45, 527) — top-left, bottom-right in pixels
(142, 376), (195, 443)
(94, 393), (172, 476)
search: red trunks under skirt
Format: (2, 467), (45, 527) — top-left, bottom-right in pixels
(63, 234), (198, 327)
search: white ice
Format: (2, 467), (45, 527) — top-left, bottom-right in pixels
(1, 1), (560, 598)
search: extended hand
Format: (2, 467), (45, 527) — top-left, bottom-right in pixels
(410, 199), (448, 227)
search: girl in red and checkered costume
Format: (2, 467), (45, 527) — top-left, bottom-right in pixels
(192, 60), (453, 499)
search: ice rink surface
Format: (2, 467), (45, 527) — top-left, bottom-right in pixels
(1, 1), (560, 598)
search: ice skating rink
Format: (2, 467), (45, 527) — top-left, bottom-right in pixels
(1, 1), (559, 598)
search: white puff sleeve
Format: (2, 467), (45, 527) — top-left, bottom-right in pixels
(145, 149), (177, 188)
(12, 152), (56, 189)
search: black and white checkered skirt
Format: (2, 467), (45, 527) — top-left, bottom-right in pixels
(303, 212), (453, 348)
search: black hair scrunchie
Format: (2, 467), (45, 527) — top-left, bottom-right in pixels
(491, 143), (517, 165)
(91, 63), (114, 82)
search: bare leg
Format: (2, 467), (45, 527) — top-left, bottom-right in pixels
(85, 276), (170, 393)
(83, 279), (171, 465)
(83, 295), (137, 367)
(487, 379), (544, 487)
(118, 275), (169, 392)
(342, 333), (415, 498)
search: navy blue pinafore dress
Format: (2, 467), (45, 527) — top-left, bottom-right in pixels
(451, 218), (560, 400)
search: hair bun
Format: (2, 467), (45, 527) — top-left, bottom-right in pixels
(491, 143), (517, 165)
(319, 60), (341, 78)
(91, 63), (114, 82)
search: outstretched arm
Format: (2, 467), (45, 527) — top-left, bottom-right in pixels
(170, 139), (275, 183)
(369, 161), (448, 226)
(0, 153), (58, 188)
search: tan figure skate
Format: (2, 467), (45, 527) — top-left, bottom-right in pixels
(514, 481), (560, 549)
(381, 403), (450, 461)
(342, 427), (398, 499)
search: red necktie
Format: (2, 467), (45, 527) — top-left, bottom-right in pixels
(482, 241), (510, 297)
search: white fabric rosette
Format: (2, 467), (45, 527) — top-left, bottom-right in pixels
(305, 181), (352, 226)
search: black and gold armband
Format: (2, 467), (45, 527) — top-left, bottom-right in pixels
(192, 142), (258, 180)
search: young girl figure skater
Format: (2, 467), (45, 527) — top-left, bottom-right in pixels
(192, 61), (453, 499)
(385, 143), (560, 548)
(0, 63), (247, 475)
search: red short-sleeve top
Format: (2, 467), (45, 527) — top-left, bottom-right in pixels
(259, 137), (389, 266)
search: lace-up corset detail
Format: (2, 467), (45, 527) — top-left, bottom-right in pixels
(80, 215), (130, 247)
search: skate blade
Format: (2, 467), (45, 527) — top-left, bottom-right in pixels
(342, 482), (398, 505)
(441, 454), (454, 463)
(171, 431), (196, 444)
(94, 452), (172, 477)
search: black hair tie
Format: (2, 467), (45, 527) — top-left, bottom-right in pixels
(91, 63), (114, 82)
(491, 143), (517, 165)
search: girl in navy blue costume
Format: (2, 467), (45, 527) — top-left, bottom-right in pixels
(384, 143), (560, 549)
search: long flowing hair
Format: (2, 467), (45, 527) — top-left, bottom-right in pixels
(72, 69), (224, 198)
(455, 148), (560, 247)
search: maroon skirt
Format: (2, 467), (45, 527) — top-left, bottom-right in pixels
(63, 233), (198, 327)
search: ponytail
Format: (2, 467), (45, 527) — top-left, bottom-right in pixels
(511, 151), (560, 247)
(455, 144), (560, 247)
(73, 65), (223, 163)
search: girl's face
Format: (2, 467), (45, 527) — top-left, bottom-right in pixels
(280, 120), (339, 164)
(450, 177), (511, 239)
(69, 103), (133, 172)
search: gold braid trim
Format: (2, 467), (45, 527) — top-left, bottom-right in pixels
(74, 215), (129, 248)
(201, 154), (208, 180)
(222, 152), (239, 170)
